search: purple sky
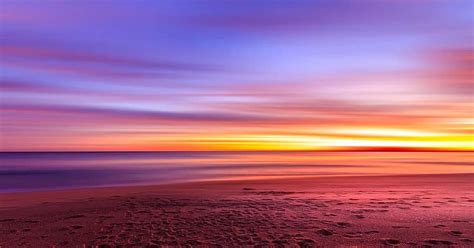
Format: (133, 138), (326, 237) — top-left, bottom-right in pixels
(0, 0), (472, 151)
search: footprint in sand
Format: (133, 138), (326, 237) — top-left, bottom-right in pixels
(65, 214), (85, 219)
(381, 238), (400, 245)
(450, 230), (462, 236)
(353, 214), (365, 219)
(336, 222), (351, 228)
(344, 232), (362, 238)
(242, 188), (256, 191)
(297, 239), (316, 248)
(317, 229), (334, 236)
(424, 239), (454, 245)
(272, 239), (290, 247)
(185, 240), (201, 246)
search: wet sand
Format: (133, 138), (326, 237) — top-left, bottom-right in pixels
(1, 174), (473, 247)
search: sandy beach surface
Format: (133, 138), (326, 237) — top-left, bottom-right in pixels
(1, 174), (473, 247)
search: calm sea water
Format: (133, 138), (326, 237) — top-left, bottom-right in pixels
(0, 151), (472, 192)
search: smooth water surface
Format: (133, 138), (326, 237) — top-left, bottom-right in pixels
(0, 151), (472, 192)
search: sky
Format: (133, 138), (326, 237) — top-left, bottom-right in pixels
(0, 0), (472, 151)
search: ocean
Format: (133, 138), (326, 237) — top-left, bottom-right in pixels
(0, 151), (472, 192)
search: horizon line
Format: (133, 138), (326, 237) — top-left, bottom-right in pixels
(1, 147), (472, 153)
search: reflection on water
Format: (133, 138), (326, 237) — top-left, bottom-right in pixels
(0, 152), (472, 192)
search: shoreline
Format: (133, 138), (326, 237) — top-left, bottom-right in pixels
(2, 173), (472, 209)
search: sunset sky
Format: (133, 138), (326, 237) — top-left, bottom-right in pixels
(0, 0), (472, 151)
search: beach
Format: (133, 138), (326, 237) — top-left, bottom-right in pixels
(1, 174), (473, 247)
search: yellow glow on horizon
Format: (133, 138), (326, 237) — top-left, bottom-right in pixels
(151, 132), (474, 151)
(324, 127), (443, 137)
(9, 123), (471, 152)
